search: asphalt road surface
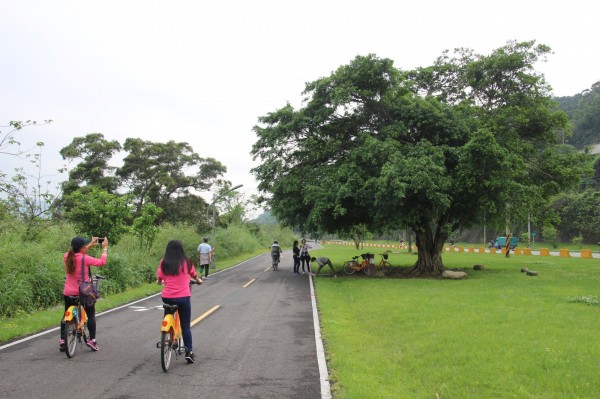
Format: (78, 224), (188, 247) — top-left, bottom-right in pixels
(0, 252), (326, 399)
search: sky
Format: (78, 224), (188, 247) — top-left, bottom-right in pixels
(1, 1), (599, 216)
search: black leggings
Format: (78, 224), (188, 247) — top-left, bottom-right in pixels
(300, 255), (311, 272)
(60, 295), (97, 340)
(293, 255), (300, 273)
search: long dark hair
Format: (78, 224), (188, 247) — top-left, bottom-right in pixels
(293, 240), (299, 249)
(65, 248), (77, 275)
(160, 240), (192, 276)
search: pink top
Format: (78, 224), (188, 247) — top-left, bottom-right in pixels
(63, 252), (107, 296)
(157, 260), (197, 298)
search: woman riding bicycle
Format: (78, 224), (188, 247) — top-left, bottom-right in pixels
(61, 236), (108, 352)
(156, 240), (202, 364)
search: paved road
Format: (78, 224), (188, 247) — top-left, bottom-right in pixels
(0, 252), (325, 399)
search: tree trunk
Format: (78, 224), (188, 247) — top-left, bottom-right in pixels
(412, 228), (446, 276)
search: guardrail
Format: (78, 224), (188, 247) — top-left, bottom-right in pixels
(321, 241), (596, 259)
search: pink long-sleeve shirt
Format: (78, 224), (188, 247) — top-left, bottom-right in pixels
(63, 252), (107, 296)
(157, 260), (197, 298)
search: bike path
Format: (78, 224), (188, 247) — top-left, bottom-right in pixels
(0, 252), (326, 399)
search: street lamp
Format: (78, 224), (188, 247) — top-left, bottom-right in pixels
(206, 184), (243, 269)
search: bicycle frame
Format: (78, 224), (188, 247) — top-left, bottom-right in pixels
(64, 303), (87, 329)
(343, 254), (370, 275)
(158, 302), (186, 372)
(63, 296), (89, 358)
(63, 275), (103, 358)
(160, 310), (181, 339)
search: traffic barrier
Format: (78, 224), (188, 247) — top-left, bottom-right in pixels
(322, 241), (593, 259)
(559, 249), (571, 258)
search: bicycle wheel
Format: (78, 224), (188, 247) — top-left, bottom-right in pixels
(64, 322), (77, 358)
(343, 261), (356, 275)
(160, 330), (173, 372)
(361, 263), (370, 275)
(383, 261), (393, 273)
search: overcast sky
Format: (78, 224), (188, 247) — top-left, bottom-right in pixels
(2, 1), (598, 214)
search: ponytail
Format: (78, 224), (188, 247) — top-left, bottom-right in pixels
(65, 249), (76, 275)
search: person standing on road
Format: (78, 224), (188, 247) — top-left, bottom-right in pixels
(292, 240), (301, 275)
(300, 239), (312, 274)
(157, 240), (202, 364)
(61, 236), (108, 352)
(197, 237), (212, 279)
(310, 256), (336, 276)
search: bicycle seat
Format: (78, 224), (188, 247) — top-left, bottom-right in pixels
(163, 303), (179, 313)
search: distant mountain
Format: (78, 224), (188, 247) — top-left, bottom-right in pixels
(555, 81), (600, 151)
(253, 210), (277, 224)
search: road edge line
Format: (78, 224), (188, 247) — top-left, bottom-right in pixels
(309, 275), (332, 399)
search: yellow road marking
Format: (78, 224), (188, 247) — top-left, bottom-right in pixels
(243, 278), (256, 288)
(191, 305), (220, 327)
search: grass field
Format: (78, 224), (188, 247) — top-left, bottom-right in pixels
(312, 244), (600, 399)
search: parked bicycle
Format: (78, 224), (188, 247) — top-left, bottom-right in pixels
(343, 253), (370, 275)
(157, 280), (201, 372)
(376, 253), (393, 273)
(62, 275), (105, 358)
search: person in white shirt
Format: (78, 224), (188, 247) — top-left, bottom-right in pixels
(197, 237), (212, 279)
(310, 256), (336, 276)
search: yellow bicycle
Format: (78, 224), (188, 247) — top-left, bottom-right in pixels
(62, 275), (104, 358)
(157, 281), (201, 372)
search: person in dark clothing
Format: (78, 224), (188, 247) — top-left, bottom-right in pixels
(292, 240), (301, 275)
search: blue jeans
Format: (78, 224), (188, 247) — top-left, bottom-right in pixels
(162, 296), (193, 352)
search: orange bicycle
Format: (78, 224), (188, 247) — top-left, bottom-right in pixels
(376, 253), (393, 273)
(343, 253), (370, 275)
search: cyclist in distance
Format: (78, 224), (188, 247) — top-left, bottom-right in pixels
(61, 236), (108, 352)
(271, 240), (282, 263)
(157, 240), (202, 364)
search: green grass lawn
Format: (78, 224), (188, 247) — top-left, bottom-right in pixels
(312, 244), (600, 399)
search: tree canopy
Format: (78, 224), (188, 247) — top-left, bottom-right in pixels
(251, 40), (591, 275)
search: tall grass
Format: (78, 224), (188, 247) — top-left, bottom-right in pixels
(312, 245), (600, 398)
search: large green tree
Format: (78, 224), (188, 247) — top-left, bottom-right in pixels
(251, 41), (591, 275)
(116, 138), (226, 221)
(59, 133), (122, 195)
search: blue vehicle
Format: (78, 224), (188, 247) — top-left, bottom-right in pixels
(493, 236), (518, 250)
